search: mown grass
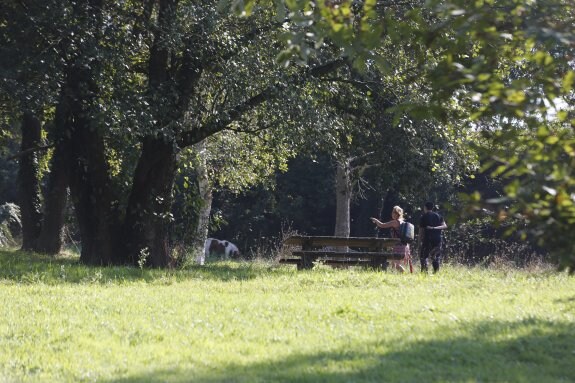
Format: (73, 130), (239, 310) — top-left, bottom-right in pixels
(0, 249), (573, 383)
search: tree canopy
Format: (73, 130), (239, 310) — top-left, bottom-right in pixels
(248, 0), (574, 269)
(1, 0), (573, 270)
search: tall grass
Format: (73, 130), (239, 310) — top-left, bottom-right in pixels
(0, 249), (573, 382)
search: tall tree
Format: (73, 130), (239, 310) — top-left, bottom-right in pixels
(1, 0), (67, 253)
(248, 0), (575, 270)
(3, 0), (353, 265)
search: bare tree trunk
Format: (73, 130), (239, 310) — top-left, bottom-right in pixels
(18, 112), (43, 250)
(193, 141), (212, 265)
(334, 159), (352, 237)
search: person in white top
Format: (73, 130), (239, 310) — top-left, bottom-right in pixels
(370, 206), (412, 273)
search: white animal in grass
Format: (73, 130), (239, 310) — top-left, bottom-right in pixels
(196, 238), (240, 265)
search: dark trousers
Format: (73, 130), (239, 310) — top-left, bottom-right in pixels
(420, 240), (442, 272)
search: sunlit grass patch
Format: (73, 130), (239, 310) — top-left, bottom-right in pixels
(0, 249), (573, 382)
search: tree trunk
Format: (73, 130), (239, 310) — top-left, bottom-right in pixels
(65, 65), (117, 265)
(334, 159), (352, 237)
(68, 129), (116, 265)
(119, 0), (186, 267)
(54, 0), (119, 265)
(122, 136), (177, 267)
(34, 144), (70, 254)
(18, 111), (43, 250)
(193, 141), (212, 265)
(35, 99), (71, 255)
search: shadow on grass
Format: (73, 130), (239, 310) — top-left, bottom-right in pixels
(106, 318), (575, 383)
(0, 249), (288, 284)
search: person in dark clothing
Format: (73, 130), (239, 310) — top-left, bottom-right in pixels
(418, 201), (447, 273)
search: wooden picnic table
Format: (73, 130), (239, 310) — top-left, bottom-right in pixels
(280, 235), (410, 271)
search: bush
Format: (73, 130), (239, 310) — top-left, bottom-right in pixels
(0, 203), (21, 247)
(444, 217), (547, 268)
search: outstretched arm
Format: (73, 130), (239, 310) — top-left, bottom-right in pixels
(370, 217), (397, 229)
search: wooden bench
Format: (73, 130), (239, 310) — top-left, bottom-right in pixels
(280, 235), (409, 271)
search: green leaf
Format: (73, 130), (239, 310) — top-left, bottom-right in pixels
(545, 136), (559, 145)
(563, 71), (575, 93)
(492, 164), (508, 177)
(537, 126), (549, 138)
(557, 110), (568, 122)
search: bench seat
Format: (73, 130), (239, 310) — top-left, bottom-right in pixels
(290, 250), (405, 260)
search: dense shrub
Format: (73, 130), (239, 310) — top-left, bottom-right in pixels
(443, 217), (547, 268)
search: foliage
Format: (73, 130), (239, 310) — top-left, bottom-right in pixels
(479, 124), (575, 270)
(2, 0), (572, 267)
(180, 130), (295, 196)
(233, 0), (575, 270)
(211, 154), (338, 250)
(0, 1), (62, 115)
(0, 223), (14, 248)
(1, 0), (364, 264)
(443, 215), (545, 267)
(408, 1), (574, 271)
(0, 249), (573, 382)
(450, 0), (574, 269)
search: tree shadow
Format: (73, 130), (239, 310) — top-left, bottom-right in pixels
(106, 318), (575, 383)
(0, 249), (288, 284)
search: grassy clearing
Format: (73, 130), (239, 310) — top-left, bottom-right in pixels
(0, 249), (574, 383)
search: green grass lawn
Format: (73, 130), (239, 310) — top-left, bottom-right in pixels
(0, 249), (573, 383)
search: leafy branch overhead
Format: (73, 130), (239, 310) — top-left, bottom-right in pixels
(234, 0), (575, 270)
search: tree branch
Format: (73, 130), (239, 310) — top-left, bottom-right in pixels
(6, 144), (54, 161)
(320, 77), (381, 87)
(224, 123), (272, 134)
(349, 151), (376, 166)
(177, 58), (348, 147)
